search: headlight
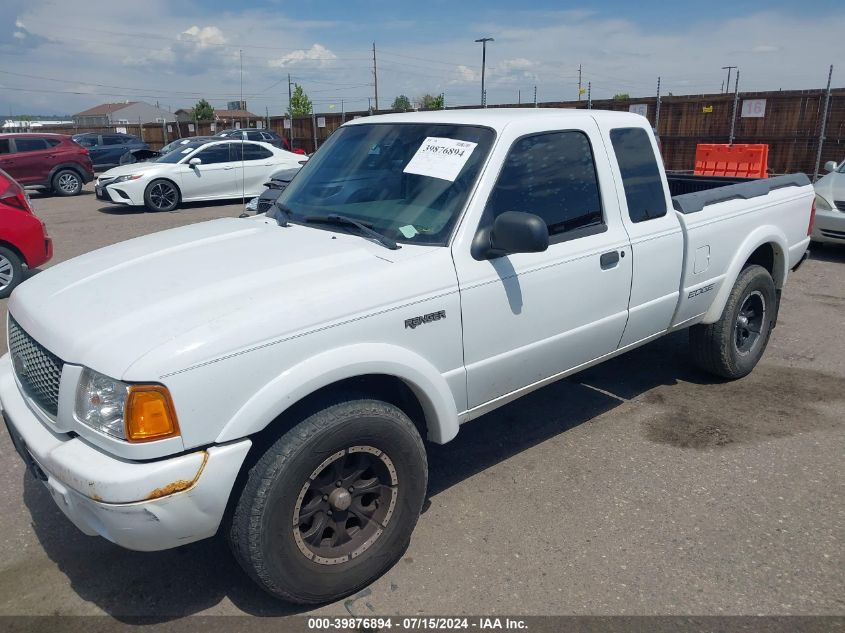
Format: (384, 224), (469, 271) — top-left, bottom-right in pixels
(110, 174), (142, 184)
(815, 194), (833, 212)
(75, 368), (180, 442)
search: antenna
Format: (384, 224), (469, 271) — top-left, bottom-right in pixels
(240, 49), (246, 212)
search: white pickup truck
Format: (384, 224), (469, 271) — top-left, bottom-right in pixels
(1, 109), (814, 604)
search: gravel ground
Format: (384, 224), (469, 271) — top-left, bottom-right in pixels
(0, 184), (842, 623)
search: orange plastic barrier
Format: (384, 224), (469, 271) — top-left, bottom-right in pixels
(694, 144), (769, 178)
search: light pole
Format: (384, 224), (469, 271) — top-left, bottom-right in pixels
(475, 37), (494, 107)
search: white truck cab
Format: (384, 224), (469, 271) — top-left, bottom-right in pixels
(1, 109), (814, 604)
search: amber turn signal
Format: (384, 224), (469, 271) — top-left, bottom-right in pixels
(125, 385), (180, 442)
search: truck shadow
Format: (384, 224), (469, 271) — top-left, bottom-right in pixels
(426, 331), (701, 496)
(97, 199), (250, 215)
(18, 331), (732, 620)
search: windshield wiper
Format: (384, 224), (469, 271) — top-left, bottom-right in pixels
(267, 202), (293, 226)
(303, 213), (400, 250)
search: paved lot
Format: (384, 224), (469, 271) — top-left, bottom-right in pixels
(0, 185), (842, 621)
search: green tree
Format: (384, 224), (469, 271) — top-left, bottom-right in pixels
(287, 84), (313, 117)
(391, 95), (412, 111)
(612, 93), (631, 101)
(191, 98), (214, 121)
(417, 93), (444, 110)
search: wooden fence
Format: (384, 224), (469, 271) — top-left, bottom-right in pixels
(36, 88), (845, 176)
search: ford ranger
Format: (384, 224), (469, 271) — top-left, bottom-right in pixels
(0, 109), (814, 604)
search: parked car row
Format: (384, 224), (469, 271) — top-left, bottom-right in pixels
(96, 138), (306, 211)
(0, 133), (94, 196)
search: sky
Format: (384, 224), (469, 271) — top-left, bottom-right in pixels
(0, 0), (841, 117)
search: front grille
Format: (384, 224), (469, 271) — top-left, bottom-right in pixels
(834, 201), (845, 212)
(7, 317), (64, 416)
(257, 199), (273, 213)
(97, 176), (114, 187)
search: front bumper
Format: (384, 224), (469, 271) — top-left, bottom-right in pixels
(0, 356), (251, 551)
(812, 205), (845, 244)
(95, 181), (144, 206)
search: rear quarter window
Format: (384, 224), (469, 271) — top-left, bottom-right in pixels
(610, 127), (667, 223)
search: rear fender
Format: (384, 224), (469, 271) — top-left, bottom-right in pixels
(701, 226), (788, 324)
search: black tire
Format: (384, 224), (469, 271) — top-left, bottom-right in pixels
(0, 246), (24, 299)
(143, 179), (180, 212)
(51, 169), (82, 196)
(229, 395), (427, 604)
(689, 264), (777, 379)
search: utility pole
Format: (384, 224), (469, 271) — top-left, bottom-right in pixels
(475, 37), (494, 107)
(587, 82), (592, 109)
(533, 85), (537, 108)
(722, 66), (736, 95)
(372, 42), (379, 112)
(655, 76), (661, 131)
(814, 64), (834, 181)
(729, 69), (740, 144)
(287, 73), (293, 149)
(287, 73), (293, 113)
(239, 49), (243, 111)
(578, 64), (583, 101)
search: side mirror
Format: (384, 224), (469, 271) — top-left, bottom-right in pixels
(189, 157), (202, 167)
(473, 211), (549, 259)
(824, 160), (838, 173)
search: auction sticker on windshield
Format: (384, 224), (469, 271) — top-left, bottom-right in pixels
(403, 137), (477, 182)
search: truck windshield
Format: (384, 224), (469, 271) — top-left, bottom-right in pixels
(277, 123), (495, 246)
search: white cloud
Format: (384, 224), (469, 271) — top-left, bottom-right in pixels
(268, 44), (337, 68)
(453, 65), (479, 83)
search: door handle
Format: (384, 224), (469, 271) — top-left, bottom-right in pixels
(223, 165), (235, 170)
(600, 250), (620, 269)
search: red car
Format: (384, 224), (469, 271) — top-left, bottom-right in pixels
(0, 133), (94, 197)
(0, 169), (52, 298)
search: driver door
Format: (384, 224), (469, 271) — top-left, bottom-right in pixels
(178, 142), (238, 200)
(453, 122), (632, 409)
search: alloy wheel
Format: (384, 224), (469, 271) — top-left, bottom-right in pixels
(292, 446), (398, 565)
(734, 290), (766, 355)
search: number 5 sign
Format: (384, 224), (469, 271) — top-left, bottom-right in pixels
(741, 99), (767, 118)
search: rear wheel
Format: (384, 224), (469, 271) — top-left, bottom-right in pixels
(229, 395), (427, 604)
(51, 169), (82, 196)
(0, 247), (24, 298)
(689, 264), (777, 379)
(143, 179), (180, 212)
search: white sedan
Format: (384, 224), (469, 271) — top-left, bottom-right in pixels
(812, 160), (845, 245)
(95, 139), (305, 212)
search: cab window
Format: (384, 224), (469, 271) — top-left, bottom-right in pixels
(485, 131), (604, 239)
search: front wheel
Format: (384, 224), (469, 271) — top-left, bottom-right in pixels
(229, 396), (427, 604)
(689, 264), (777, 379)
(0, 246), (24, 298)
(143, 179), (180, 212)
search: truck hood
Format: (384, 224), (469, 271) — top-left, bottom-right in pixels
(9, 217), (445, 380)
